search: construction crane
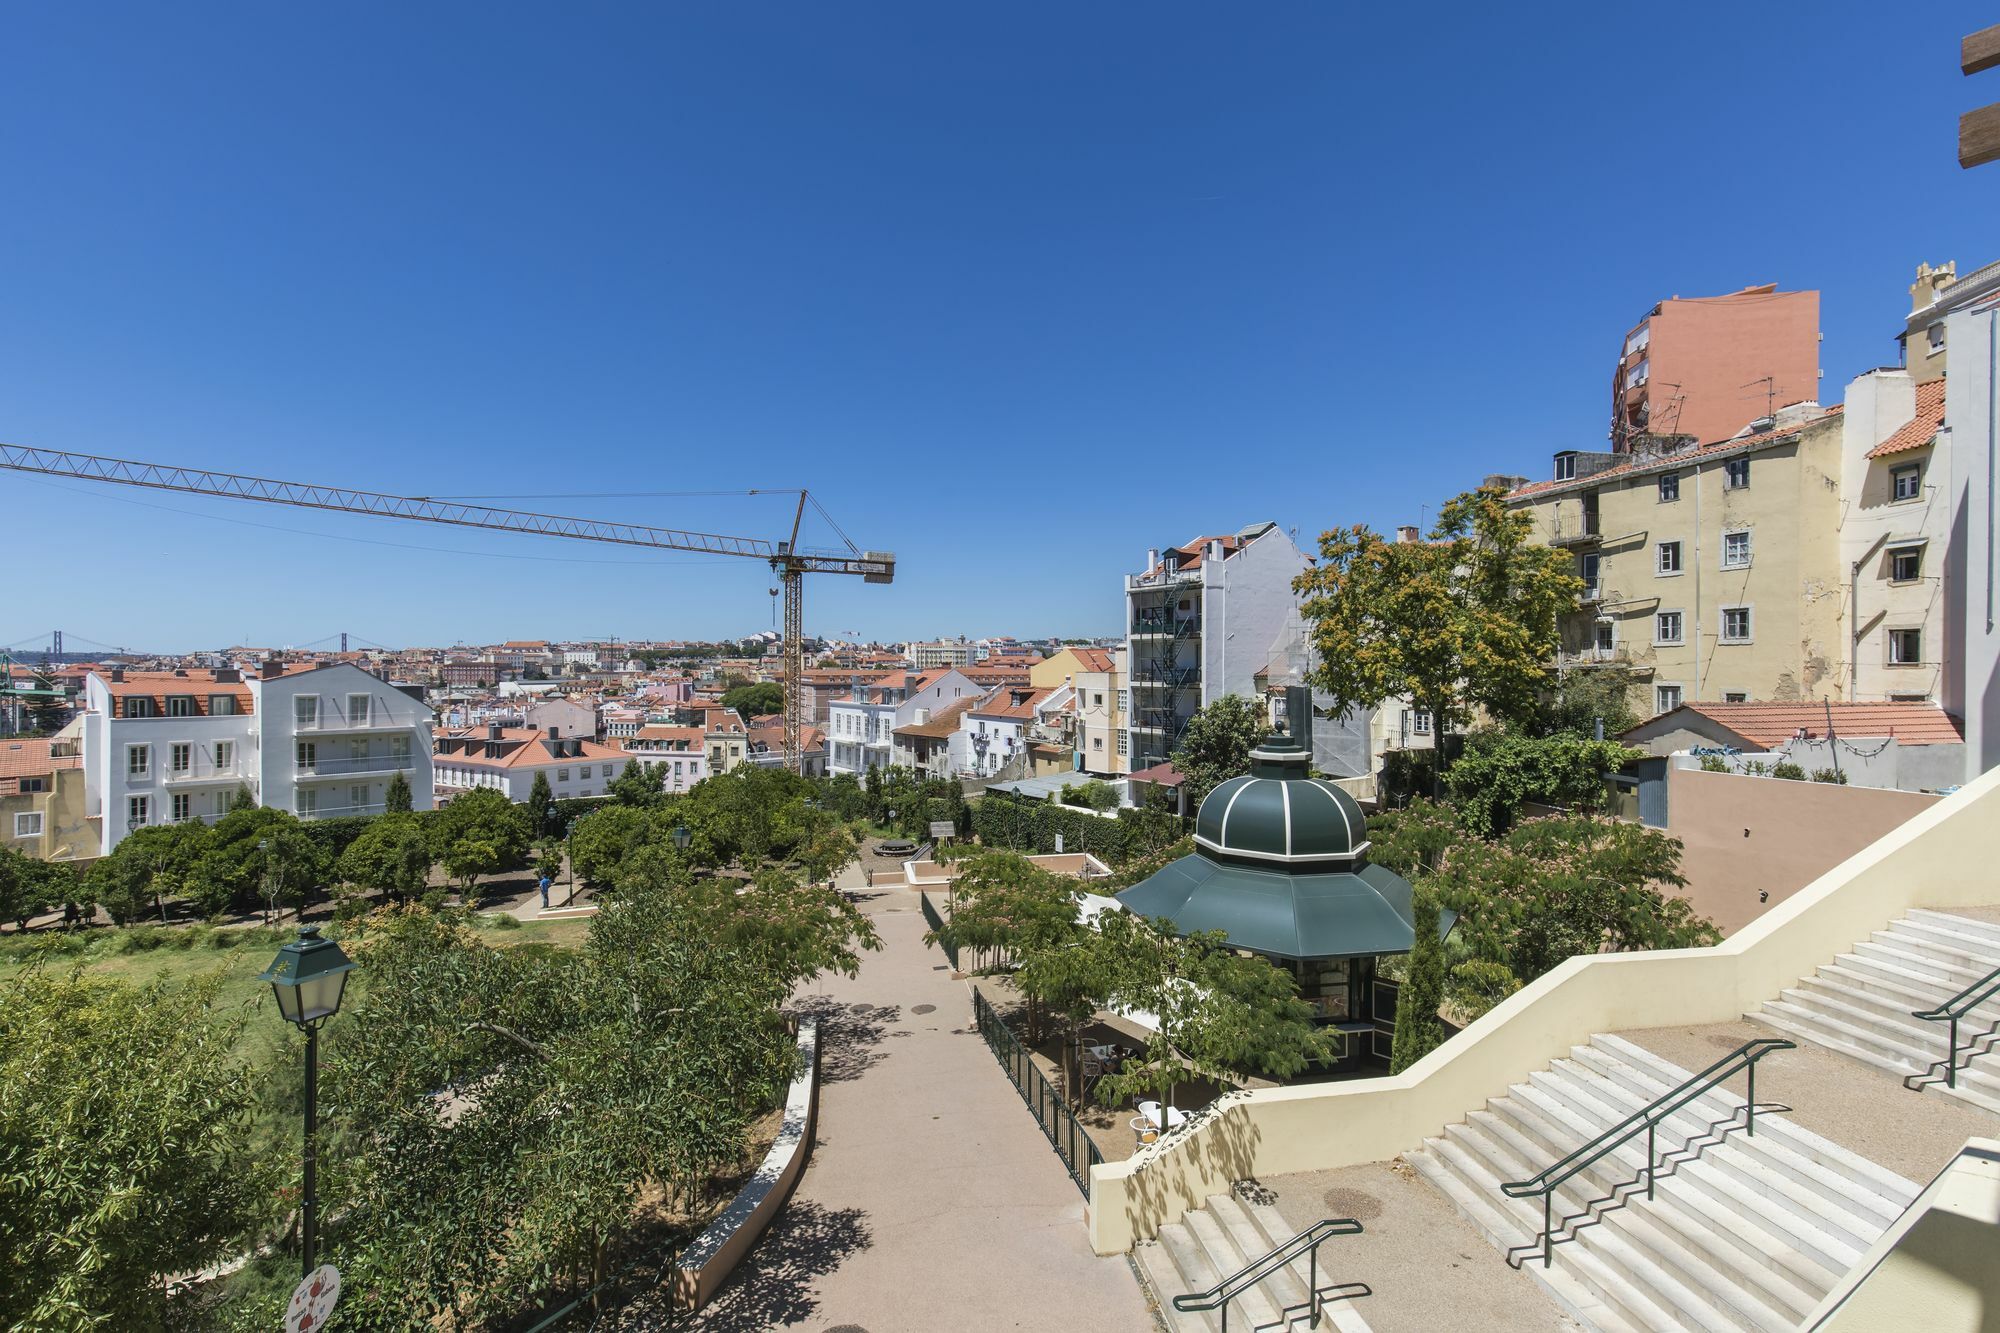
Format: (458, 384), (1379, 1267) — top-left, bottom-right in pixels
(0, 444), (895, 772)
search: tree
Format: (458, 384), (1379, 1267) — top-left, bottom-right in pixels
(608, 758), (667, 808)
(193, 807), (316, 918)
(0, 846), (69, 929)
(1389, 885), (1448, 1074)
(1295, 485), (1583, 745)
(1168, 694), (1267, 809)
(1534, 663), (1641, 740)
(720, 681), (785, 717)
(88, 821), (212, 924)
(229, 783), (256, 812)
(0, 971), (269, 1329)
(384, 769), (414, 814)
(339, 813), (434, 902)
(427, 788), (532, 896)
(1442, 730), (1641, 836)
(525, 770), (555, 838)
(566, 804), (655, 886)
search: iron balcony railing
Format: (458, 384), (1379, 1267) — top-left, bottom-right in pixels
(1172, 1217), (1364, 1333)
(296, 802), (388, 820)
(297, 752), (419, 777)
(293, 712), (421, 733)
(1905, 960), (2000, 1091)
(1501, 1037), (1794, 1269)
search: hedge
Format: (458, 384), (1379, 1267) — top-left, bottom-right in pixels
(970, 794), (1181, 865)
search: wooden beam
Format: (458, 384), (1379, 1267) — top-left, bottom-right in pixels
(1964, 23), (2000, 76)
(1963, 102), (2000, 169)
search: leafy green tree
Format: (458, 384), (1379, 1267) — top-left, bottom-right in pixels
(566, 804), (655, 885)
(1533, 663), (1641, 740)
(383, 769), (414, 814)
(608, 758), (667, 808)
(426, 787), (532, 895)
(339, 813), (434, 901)
(1442, 730), (1641, 835)
(192, 807), (320, 917)
(1390, 885), (1448, 1074)
(1295, 485), (1583, 745)
(0, 971), (270, 1329)
(229, 783), (256, 812)
(0, 846), (72, 929)
(88, 821), (212, 924)
(719, 681), (785, 717)
(1169, 694), (1267, 809)
(525, 769), (555, 838)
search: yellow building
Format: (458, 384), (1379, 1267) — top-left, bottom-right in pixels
(1507, 405), (1847, 717)
(0, 736), (93, 864)
(1030, 647), (1126, 775)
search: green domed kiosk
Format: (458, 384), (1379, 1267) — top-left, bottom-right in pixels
(1115, 688), (1429, 1070)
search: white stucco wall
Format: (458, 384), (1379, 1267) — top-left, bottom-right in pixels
(254, 665), (435, 820)
(1942, 304), (2000, 782)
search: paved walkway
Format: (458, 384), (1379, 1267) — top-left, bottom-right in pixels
(683, 867), (1158, 1332)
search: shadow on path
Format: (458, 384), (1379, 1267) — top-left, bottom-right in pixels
(791, 994), (905, 1084)
(684, 1201), (873, 1331)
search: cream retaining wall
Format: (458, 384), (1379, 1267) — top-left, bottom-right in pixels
(1085, 763), (2000, 1255)
(673, 1018), (820, 1308)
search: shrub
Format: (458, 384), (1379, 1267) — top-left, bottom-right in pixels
(1771, 761), (1807, 781)
(488, 912), (522, 931)
(1697, 754), (1731, 773)
(116, 926), (167, 954)
(1443, 958), (1522, 1026)
(1810, 768), (1849, 785)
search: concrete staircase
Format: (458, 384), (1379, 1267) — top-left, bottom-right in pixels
(1407, 1033), (1920, 1332)
(1133, 1189), (1373, 1333)
(1751, 908), (2000, 1116)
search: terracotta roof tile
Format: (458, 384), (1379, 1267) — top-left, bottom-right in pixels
(0, 739), (79, 782)
(1509, 406), (1844, 500)
(1865, 379), (1947, 459)
(1627, 701), (1964, 749)
(893, 697), (977, 739)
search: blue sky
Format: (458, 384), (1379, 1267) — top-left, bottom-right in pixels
(4, 3), (1996, 652)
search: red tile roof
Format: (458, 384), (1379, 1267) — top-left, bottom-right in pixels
(0, 738), (79, 793)
(1509, 406), (1844, 500)
(1865, 379), (1947, 459)
(438, 727), (629, 768)
(99, 670), (255, 716)
(1628, 701), (1964, 749)
(1127, 760), (1185, 787)
(969, 686), (1054, 720)
(893, 697), (977, 739)
(1068, 647), (1116, 674)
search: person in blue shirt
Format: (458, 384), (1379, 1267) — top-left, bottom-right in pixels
(538, 873), (552, 910)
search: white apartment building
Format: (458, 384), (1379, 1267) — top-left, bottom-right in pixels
(1841, 369), (1950, 704)
(903, 639), (974, 669)
(434, 724), (649, 802)
(955, 685), (1053, 779)
(1124, 523), (1312, 769)
(826, 668), (983, 775)
(1938, 267), (2000, 779)
(621, 725), (710, 791)
(82, 661), (436, 855)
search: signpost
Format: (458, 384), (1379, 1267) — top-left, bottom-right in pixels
(929, 819), (956, 841)
(285, 1265), (340, 1333)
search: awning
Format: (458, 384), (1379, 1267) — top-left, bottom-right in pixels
(1115, 854), (1423, 960)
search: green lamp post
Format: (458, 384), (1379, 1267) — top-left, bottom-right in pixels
(259, 925), (356, 1277)
(671, 823), (692, 853)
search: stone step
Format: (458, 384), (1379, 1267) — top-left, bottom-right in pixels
(1410, 1139), (1654, 1333)
(1904, 908), (2000, 945)
(1872, 924), (2000, 970)
(1142, 1225), (1224, 1333)
(1181, 1205), (1290, 1333)
(1753, 1001), (1927, 1076)
(1237, 1198), (1374, 1333)
(1849, 938), (1997, 990)
(1429, 1112), (1750, 1331)
(1783, 978), (1955, 1048)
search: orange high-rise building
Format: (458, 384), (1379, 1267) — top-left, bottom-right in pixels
(1610, 284), (1820, 449)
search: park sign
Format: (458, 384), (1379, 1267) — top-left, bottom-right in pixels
(286, 1265), (340, 1333)
(929, 820), (956, 841)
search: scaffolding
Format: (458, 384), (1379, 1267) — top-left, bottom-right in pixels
(1128, 572), (1203, 767)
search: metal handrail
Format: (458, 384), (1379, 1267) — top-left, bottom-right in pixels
(1909, 960), (2000, 1090)
(1500, 1037), (1794, 1268)
(1171, 1217), (1363, 1332)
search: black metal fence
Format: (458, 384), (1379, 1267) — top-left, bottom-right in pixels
(918, 890), (959, 969)
(971, 986), (1103, 1196)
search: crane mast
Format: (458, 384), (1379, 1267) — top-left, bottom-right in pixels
(0, 443), (894, 772)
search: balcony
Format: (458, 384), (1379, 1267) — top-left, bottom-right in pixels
(296, 752), (419, 778)
(291, 709), (423, 734)
(298, 802), (387, 821)
(1129, 616), (1202, 639)
(164, 766), (244, 786)
(1549, 516), (1601, 547)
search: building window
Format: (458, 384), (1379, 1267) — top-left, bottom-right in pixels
(1890, 691), (1929, 702)
(1722, 530), (1752, 569)
(1117, 689), (1128, 711)
(1890, 545), (1924, 582)
(171, 743), (192, 775)
(124, 697), (156, 718)
(1655, 684), (1683, 713)
(1411, 710), (1432, 736)
(1892, 463), (1923, 502)
(1722, 607), (1753, 642)
(166, 695), (196, 717)
(127, 745), (150, 778)
(295, 695), (319, 728)
(210, 694), (238, 715)
(1890, 628), (1923, 665)
(1116, 731), (1128, 756)
(1723, 691), (1748, 703)
(1724, 457), (1750, 490)
(17, 777), (47, 794)
(171, 793), (192, 822)
(1093, 692), (1104, 707)
(557, 768), (570, 781)
(1658, 473), (1679, 502)
(1654, 611), (1684, 645)
(215, 741), (233, 772)
(127, 794), (150, 827)
(13, 811), (44, 838)
(1927, 322), (1945, 353)
(348, 693), (372, 726)
(1656, 541), (1683, 575)
(350, 785), (369, 809)
(1593, 621), (1615, 652)
(1554, 454), (1577, 481)
(389, 734), (410, 760)
(1092, 737), (1103, 750)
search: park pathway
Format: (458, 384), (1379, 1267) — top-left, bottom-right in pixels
(680, 864), (1159, 1332)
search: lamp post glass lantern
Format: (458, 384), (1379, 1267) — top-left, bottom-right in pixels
(671, 823), (692, 851)
(259, 925), (355, 1276)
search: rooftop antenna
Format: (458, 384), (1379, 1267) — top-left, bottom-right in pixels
(1741, 375), (1777, 421)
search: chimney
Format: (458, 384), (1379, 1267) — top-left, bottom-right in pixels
(260, 658), (284, 680)
(1145, 546), (1160, 572)
(109, 666), (125, 683)
(904, 672), (918, 694)
(1395, 525), (1420, 544)
(487, 722), (502, 741)
(1207, 538), (1224, 563)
